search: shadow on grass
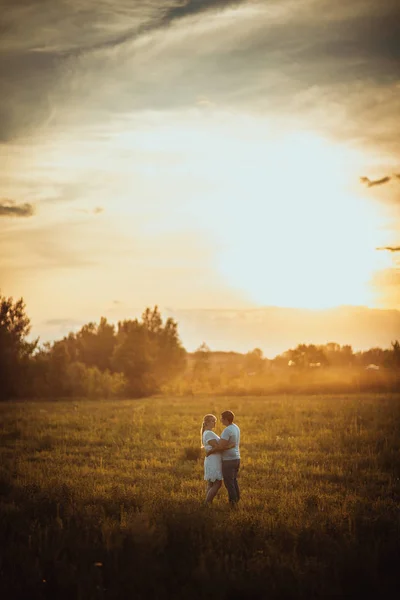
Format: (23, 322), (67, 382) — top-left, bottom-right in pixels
(1, 482), (400, 600)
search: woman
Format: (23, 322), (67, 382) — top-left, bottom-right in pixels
(201, 414), (231, 503)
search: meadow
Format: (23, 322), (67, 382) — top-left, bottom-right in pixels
(1, 394), (400, 599)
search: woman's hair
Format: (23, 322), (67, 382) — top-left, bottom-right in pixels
(201, 414), (216, 447)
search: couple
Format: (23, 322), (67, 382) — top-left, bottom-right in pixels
(201, 410), (240, 505)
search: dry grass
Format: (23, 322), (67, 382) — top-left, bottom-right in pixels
(1, 394), (400, 599)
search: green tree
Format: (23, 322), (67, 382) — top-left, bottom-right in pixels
(0, 294), (37, 399)
(112, 319), (152, 396)
(47, 340), (71, 396)
(112, 307), (186, 397)
(75, 317), (116, 371)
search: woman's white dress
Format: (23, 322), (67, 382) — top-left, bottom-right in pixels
(203, 430), (223, 482)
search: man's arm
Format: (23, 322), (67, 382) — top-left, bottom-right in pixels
(205, 438), (233, 456)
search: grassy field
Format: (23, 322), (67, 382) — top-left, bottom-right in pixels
(1, 394), (400, 599)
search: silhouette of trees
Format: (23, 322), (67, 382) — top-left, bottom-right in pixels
(282, 344), (328, 368)
(56, 318), (116, 371)
(112, 306), (186, 397)
(244, 348), (265, 374)
(390, 340), (400, 367)
(1, 291), (400, 400)
(47, 340), (71, 396)
(192, 342), (211, 378)
(0, 294), (37, 399)
(324, 343), (355, 367)
(356, 346), (391, 368)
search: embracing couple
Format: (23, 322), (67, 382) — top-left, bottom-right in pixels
(201, 410), (240, 506)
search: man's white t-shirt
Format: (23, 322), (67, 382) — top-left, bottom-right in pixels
(220, 423), (240, 461)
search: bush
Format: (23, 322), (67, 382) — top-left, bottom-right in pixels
(183, 446), (202, 461)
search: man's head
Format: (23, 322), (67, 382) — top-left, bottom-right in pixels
(220, 410), (235, 426)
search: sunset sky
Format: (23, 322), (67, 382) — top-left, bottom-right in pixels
(1, 0), (399, 351)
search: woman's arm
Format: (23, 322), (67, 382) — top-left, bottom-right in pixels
(207, 439), (220, 449)
(206, 439), (235, 456)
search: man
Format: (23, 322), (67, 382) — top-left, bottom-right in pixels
(206, 410), (240, 505)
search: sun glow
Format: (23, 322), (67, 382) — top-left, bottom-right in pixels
(114, 112), (391, 309)
(206, 127), (392, 309)
(19, 110), (393, 313)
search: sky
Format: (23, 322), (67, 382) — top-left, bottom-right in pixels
(1, 0), (400, 350)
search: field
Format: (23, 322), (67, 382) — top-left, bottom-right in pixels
(1, 394), (400, 599)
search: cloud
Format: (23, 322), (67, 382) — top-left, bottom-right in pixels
(44, 318), (82, 327)
(0, 219), (101, 271)
(1, 0), (400, 151)
(165, 306), (400, 354)
(0, 200), (35, 217)
(371, 267), (400, 309)
(196, 96), (215, 108)
(360, 176), (392, 187)
(376, 246), (400, 252)
(37, 317), (86, 343)
(360, 172), (400, 187)
(75, 206), (104, 215)
(162, 0), (245, 24)
(1, 0), (400, 320)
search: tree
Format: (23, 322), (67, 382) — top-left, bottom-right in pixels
(391, 340), (400, 368)
(244, 348), (265, 374)
(112, 307), (186, 397)
(112, 319), (153, 396)
(0, 294), (37, 399)
(193, 342), (211, 377)
(322, 343), (355, 367)
(75, 317), (116, 371)
(155, 316), (187, 383)
(47, 340), (71, 396)
(357, 347), (389, 367)
(283, 344), (327, 368)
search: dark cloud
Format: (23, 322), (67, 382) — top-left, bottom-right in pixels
(0, 0), (400, 148)
(162, 0), (244, 23)
(360, 173), (400, 187)
(79, 0), (246, 55)
(86, 0), (400, 156)
(360, 176), (392, 187)
(0, 200), (34, 217)
(0, 49), (61, 141)
(376, 246), (400, 252)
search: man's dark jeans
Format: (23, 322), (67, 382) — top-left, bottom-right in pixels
(222, 459), (240, 504)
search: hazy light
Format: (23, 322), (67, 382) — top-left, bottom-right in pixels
(111, 111), (392, 309)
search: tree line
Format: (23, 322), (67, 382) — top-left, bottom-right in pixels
(1, 292), (399, 400)
(0, 294), (185, 400)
